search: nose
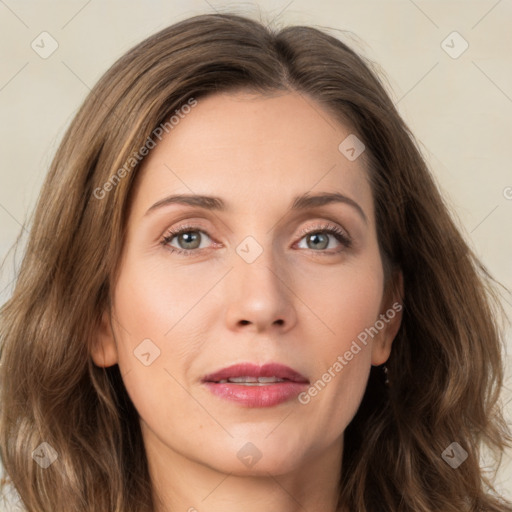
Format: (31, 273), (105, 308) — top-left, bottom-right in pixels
(224, 246), (298, 334)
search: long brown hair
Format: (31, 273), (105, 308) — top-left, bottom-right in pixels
(1, 12), (511, 512)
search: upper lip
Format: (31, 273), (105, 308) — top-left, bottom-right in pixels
(202, 363), (309, 384)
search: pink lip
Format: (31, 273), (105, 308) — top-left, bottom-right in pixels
(202, 362), (309, 383)
(202, 363), (309, 408)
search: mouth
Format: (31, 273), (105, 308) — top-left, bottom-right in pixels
(214, 376), (291, 385)
(202, 362), (309, 407)
(202, 362), (309, 384)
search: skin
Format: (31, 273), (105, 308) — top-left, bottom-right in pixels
(91, 90), (403, 512)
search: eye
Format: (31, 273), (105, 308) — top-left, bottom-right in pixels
(161, 225), (213, 255)
(295, 222), (352, 253)
(160, 221), (352, 256)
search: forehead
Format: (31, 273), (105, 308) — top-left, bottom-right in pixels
(132, 91), (373, 220)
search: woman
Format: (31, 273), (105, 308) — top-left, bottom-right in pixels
(1, 12), (510, 512)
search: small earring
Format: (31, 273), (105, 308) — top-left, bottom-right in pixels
(382, 364), (390, 386)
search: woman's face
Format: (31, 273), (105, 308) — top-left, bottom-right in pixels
(92, 90), (402, 477)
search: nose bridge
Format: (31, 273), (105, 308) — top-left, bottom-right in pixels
(224, 232), (296, 331)
(235, 233), (285, 301)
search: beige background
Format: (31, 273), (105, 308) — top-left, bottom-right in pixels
(0, 0), (511, 504)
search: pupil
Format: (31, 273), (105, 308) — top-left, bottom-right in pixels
(180, 232), (200, 249)
(309, 233), (327, 250)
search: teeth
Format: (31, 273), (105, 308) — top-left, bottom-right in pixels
(216, 376), (286, 384)
(228, 376), (258, 383)
(256, 376), (285, 383)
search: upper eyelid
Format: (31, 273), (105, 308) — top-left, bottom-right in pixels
(163, 221), (347, 236)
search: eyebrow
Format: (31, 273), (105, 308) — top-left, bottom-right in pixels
(145, 191), (367, 224)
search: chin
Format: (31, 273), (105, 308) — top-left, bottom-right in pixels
(200, 437), (309, 477)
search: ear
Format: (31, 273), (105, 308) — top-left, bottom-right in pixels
(371, 270), (404, 366)
(90, 309), (118, 367)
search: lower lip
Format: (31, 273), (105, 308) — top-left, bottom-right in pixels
(203, 382), (308, 407)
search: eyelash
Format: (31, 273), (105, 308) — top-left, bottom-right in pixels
(160, 222), (352, 256)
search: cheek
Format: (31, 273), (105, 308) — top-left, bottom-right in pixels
(294, 252), (384, 354)
(292, 253), (383, 428)
(109, 258), (203, 412)
(112, 255), (211, 357)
